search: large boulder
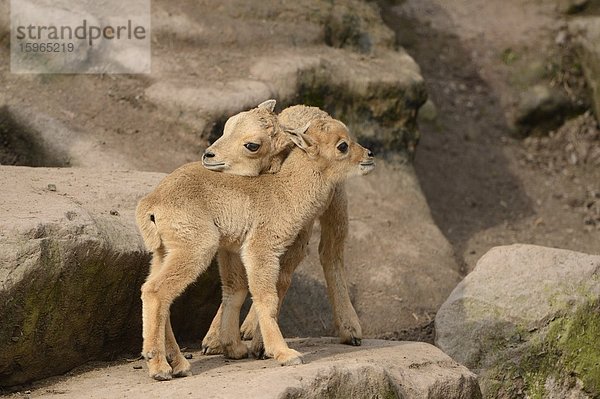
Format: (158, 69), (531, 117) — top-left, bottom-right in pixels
(435, 244), (600, 398)
(21, 339), (482, 398)
(570, 17), (600, 121)
(0, 166), (221, 387)
(280, 161), (462, 339)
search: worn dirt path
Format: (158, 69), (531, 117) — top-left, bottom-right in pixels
(383, 0), (600, 272)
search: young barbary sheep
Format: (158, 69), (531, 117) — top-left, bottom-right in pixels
(136, 118), (375, 380)
(200, 100), (363, 355)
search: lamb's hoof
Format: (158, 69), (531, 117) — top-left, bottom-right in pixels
(240, 325), (254, 341)
(282, 356), (304, 366)
(152, 371), (173, 381)
(201, 344), (223, 355)
(344, 336), (361, 346)
(173, 369), (192, 378)
(201, 335), (224, 355)
(224, 342), (249, 360)
(340, 327), (362, 347)
(251, 341), (266, 359)
(147, 357), (173, 381)
(275, 349), (303, 366)
(170, 355), (192, 378)
(150, 364), (173, 381)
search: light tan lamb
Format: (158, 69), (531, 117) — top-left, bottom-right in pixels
(200, 100), (364, 356)
(136, 117), (375, 380)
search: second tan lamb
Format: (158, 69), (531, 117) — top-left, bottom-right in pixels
(200, 100), (363, 356)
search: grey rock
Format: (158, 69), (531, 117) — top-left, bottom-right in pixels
(418, 99), (438, 123)
(3, 0), (427, 173)
(0, 0), (8, 36)
(10, 0), (97, 73)
(149, 47), (428, 161)
(0, 166), (221, 387)
(435, 244), (600, 398)
(0, 161), (460, 386)
(23, 339), (482, 399)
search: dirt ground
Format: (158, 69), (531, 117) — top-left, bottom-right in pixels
(383, 0), (600, 273)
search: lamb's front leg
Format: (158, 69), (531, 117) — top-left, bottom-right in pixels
(319, 183), (362, 346)
(243, 248), (303, 366)
(248, 225), (312, 355)
(165, 317), (192, 377)
(202, 249), (248, 355)
(218, 250), (249, 360)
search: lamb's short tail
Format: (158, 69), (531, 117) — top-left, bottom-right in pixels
(135, 199), (162, 251)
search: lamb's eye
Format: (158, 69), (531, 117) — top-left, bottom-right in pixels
(244, 142), (261, 152)
(337, 142), (348, 153)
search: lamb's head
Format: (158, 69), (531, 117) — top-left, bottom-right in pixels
(286, 118), (375, 180)
(202, 99), (291, 176)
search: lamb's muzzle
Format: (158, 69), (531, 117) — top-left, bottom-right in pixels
(202, 150), (227, 170)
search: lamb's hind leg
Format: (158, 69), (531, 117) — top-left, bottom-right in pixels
(244, 245), (303, 366)
(141, 232), (218, 380)
(319, 183), (362, 346)
(148, 248), (192, 377)
(165, 316), (192, 377)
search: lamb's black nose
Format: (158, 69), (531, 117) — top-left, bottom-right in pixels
(368, 151), (374, 158)
(203, 151), (215, 159)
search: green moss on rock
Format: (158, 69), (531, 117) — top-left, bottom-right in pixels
(483, 300), (600, 398)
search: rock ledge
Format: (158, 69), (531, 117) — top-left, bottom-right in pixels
(18, 339), (481, 399)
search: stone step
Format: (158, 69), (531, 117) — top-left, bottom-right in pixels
(19, 339), (481, 399)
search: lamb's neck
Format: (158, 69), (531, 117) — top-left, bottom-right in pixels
(265, 146), (292, 174)
(275, 151), (333, 224)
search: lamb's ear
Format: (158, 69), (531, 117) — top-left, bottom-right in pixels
(284, 123), (316, 153)
(257, 99), (276, 112)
